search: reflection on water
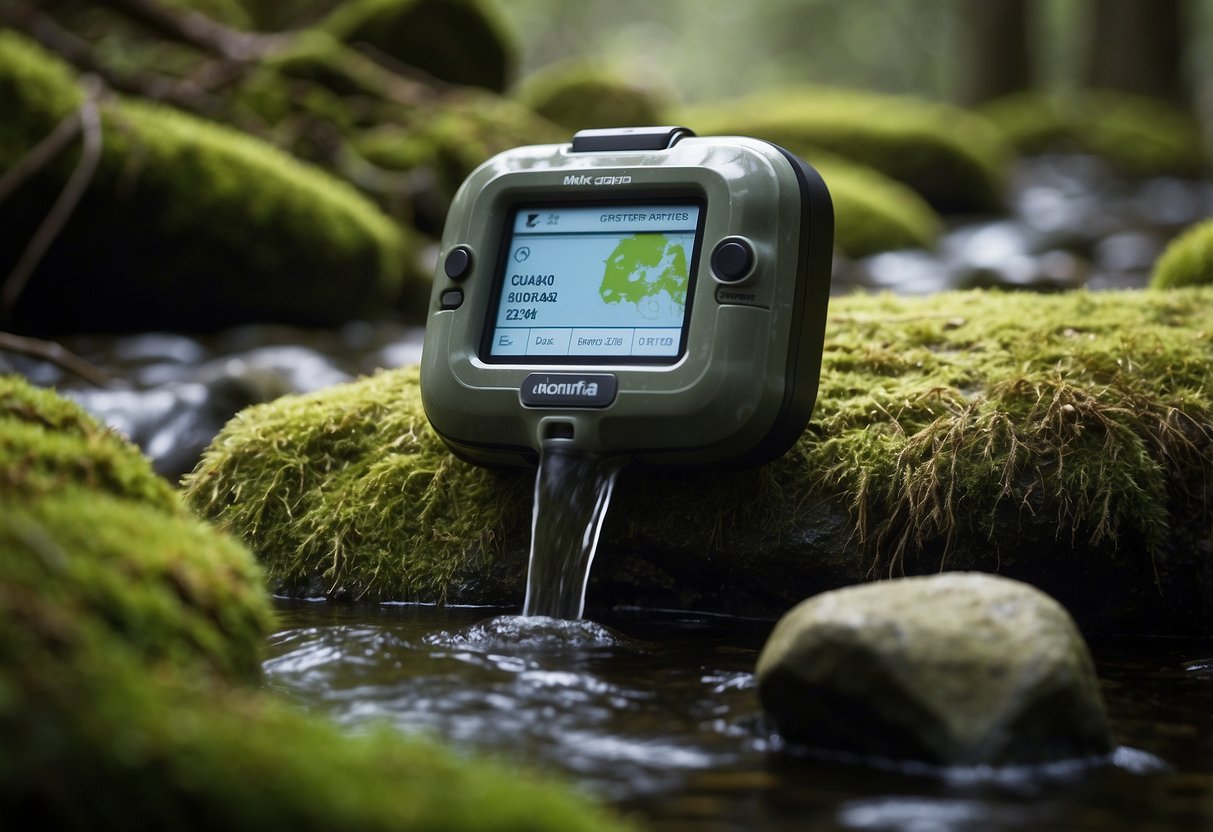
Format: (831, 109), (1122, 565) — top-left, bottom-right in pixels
(262, 600), (1213, 831)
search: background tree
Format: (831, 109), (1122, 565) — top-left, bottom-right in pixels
(1085, 0), (1188, 106)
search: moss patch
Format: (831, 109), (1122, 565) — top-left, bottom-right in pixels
(0, 376), (632, 830)
(185, 289), (1213, 634)
(514, 62), (670, 131)
(981, 91), (1208, 177)
(0, 31), (408, 334)
(680, 87), (1011, 215)
(0, 375), (179, 513)
(320, 0), (515, 92)
(1150, 219), (1213, 289)
(811, 153), (941, 256)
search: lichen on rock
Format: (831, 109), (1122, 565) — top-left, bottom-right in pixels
(754, 572), (1114, 765)
(184, 288), (1213, 635)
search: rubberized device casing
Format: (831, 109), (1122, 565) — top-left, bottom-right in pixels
(420, 129), (833, 468)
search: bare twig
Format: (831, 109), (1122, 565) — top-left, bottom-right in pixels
(94, 0), (290, 60)
(0, 108), (81, 206)
(0, 5), (229, 115)
(0, 331), (113, 387)
(2, 77), (104, 327)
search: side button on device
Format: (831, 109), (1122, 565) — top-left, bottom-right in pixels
(439, 288), (464, 310)
(444, 245), (473, 280)
(711, 238), (755, 283)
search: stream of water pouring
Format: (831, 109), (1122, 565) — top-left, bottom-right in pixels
(522, 440), (626, 619)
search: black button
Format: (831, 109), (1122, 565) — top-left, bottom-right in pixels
(711, 238), (754, 282)
(439, 288), (463, 310)
(444, 246), (472, 280)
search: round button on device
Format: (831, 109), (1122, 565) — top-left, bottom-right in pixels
(711, 238), (754, 283)
(444, 245), (473, 280)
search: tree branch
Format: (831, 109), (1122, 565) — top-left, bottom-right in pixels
(0, 331), (114, 387)
(2, 77), (104, 328)
(93, 0), (289, 61)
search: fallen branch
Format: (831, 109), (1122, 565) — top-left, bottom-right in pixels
(0, 331), (113, 387)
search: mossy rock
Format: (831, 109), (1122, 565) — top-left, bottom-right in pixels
(184, 288), (1213, 635)
(1150, 219), (1213, 289)
(810, 153), (941, 256)
(320, 0), (515, 92)
(680, 87), (1011, 215)
(0, 376), (631, 831)
(353, 90), (564, 233)
(514, 62), (670, 131)
(0, 31), (411, 334)
(0, 374), (179, 513)
(981, 90), (1208, 177)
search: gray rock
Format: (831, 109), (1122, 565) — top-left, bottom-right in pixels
(754, 572), (1113, 766)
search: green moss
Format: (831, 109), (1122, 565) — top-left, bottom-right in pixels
(681, 86), (1011, 215)
(981, 91), (1208, 177)
(0, 32), (409, 334)
(811, 153), (941, 256)
(185, 366), (531, 600)
(0, 375), (179, 513)
(514, 62), (669, 131)
(353, 91), (563, 232)
(0, 378), (630, 830)
(1150, 219), (1213, 289)
(320, 0), (515, 92)
(163, 0), (254, 28)
(0, 637), (633, 831)
(1, 491), (274, 682)
(183, 290), (1213, 633)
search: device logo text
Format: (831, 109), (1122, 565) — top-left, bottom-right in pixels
(520, 373), (618, 409)
(562, 174), (633, 186)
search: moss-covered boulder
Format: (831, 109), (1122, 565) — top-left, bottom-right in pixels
(352, 90), (564, 234)
(811, 154), (941, 256)
(0, 31), (409, 334)
(184, 288), (1213, 636)
(680, 87), (1011, 215)
(981, 91), (1208, 177)
(1150, 219), (1213, 289)
(320, 0), (515, 92)
(0, 375), (632, 831)
(514, 62), (670, 131)
(0, 374), (180, 513)
(1, 373), (274, 678)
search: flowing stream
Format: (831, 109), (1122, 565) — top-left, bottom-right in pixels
(522, 440), (625, 620)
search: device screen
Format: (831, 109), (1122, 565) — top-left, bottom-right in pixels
(484, 202), (703, 363)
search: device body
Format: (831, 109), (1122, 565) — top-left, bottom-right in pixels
(420, 126), (833, 468)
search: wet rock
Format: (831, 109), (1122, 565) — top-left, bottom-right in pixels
(850, 249), (950, 295)
(183, 288), (1213, 634)
(754, 573), (1114, 766)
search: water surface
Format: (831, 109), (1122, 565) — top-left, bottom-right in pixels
(262, 600), (1212, 831)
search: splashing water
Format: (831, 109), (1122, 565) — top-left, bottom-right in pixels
(522, 440), (625, 619)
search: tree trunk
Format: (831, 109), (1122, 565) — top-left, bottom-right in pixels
(963, 0), (1032, 104)
(1086, 0), (1187, 105)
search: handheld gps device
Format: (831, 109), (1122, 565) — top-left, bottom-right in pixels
(420, 126), (833, 468)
